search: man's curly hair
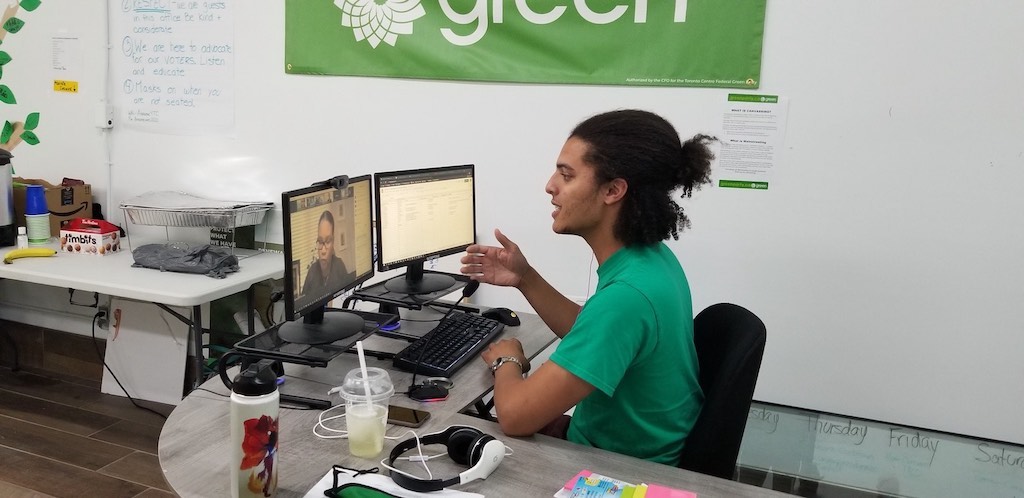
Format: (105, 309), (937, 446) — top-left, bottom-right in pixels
(570, 109), (716, 246)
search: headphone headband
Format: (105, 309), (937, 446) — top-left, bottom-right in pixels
(387, 425), (504, 492)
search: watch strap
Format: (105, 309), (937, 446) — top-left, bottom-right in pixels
(491, 356), (523, 375)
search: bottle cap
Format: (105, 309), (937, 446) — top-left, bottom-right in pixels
(231, 359), (278, 396)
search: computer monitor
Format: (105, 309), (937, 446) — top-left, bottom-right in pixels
(280, 175), (374, 344)
(374, 164), (476, 295)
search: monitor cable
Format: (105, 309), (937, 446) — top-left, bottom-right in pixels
(407, 281), (479, 402)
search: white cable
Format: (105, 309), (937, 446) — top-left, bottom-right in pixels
(378, 429), (434, 481)
(313, 403), (430, 442)
(313, 403), (349, 439)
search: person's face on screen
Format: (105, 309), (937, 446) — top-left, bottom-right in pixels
(545, 137), (609, 238)
(316, 217), (334, 265)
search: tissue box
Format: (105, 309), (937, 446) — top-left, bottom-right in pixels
(13, 177), (93, 234)
(59, 218), (122, 255)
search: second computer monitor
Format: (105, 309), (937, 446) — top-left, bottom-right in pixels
(374, 164), (476, 295)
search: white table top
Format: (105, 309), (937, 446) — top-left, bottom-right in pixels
(0, 242), (283, 307)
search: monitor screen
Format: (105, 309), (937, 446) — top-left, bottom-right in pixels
(280, 175), (374, 344)
(374, 164), (475, 294)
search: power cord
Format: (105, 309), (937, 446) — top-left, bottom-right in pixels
(90, 311), (168, 420)
(266, 291), (283, 326)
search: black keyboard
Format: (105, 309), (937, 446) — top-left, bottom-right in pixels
(393, 312), (505, 378)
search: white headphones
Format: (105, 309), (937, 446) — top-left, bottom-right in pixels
(386, 425), (505, 492)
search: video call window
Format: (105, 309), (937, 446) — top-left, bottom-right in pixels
(282, 177), (373, 321)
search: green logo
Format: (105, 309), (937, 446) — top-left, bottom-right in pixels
(335, 0), (692, 48)
(336, 0), (426, 48)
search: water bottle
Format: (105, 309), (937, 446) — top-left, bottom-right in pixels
(228, 359), (279, 498)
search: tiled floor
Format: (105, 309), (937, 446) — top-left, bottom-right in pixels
(0, 327), (919, 498)
(0, 366), (176, 498)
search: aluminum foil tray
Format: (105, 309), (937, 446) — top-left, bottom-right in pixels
(120, 191), (273, 228)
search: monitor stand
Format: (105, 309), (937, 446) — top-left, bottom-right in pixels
(383, 262), (456, 295)
(277, 306), (365, 345)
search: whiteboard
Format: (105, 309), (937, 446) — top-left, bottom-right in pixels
(739, 403), (1024, 496)
(20, 1), (1024, 444)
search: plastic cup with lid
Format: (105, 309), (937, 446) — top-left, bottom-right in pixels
(338, 366), (393, 458)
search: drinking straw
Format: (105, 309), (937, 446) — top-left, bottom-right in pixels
(355, 341), (373, 409)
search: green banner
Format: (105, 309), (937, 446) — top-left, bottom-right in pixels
(719, 180), (768, 190)
(285, 0), (766, 88)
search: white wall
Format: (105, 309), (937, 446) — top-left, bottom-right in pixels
(0, 0), (111, 335)
(4, 1), (1024, 445)
(2, 0), (110, 204)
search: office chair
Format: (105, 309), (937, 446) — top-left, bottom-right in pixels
(677, 303), (766, 480)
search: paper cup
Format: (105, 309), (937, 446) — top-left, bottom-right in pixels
(24, 184), (48, 216)
(25, 213), (51, 246)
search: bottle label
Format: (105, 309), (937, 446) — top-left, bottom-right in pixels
(237, 414), (279, 497)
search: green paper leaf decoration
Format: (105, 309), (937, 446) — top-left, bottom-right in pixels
(0, 66), (4, 80)
(0, 85), (15, 104)
(20, 0), (42, 12)
(20, 130), (39, 145)
(4, 17), (25, 34)
(0, 51), (11, 66)
(25, 112), (39, 131)
(1, 121), (12, 144)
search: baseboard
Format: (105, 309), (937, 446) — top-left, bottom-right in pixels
(0, 319), (105, 383)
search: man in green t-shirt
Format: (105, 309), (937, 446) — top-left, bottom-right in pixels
(460, 109), (716, 464)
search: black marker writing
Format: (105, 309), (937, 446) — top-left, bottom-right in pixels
(808, 417), (868, 445)
(889, 428), (938, 466)
(976, 443), (1024, 470)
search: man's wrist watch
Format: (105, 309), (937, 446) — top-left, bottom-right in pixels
(490, 356), (524, 376)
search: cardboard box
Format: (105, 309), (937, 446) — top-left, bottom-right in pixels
(59, 218), (122, 255)
(13, 178), (93, 235)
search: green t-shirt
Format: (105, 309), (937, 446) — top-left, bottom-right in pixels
(549, 242), (703, 465)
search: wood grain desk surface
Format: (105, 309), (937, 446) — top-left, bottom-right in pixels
(158, 312), (787, 497)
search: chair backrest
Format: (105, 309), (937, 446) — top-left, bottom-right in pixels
(677, 303), (766, 479)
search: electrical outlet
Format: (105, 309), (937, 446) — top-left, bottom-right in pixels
(95, 102), (114, 128)
(96, 295), (112, 330)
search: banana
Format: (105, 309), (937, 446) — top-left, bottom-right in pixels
(3, 247), (58, 264)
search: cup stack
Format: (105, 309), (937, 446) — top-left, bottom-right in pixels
(24, 184), (50, 246)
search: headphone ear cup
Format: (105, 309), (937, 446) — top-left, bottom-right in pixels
(446, 428), (482, 465)
(467, 434), (496, 467)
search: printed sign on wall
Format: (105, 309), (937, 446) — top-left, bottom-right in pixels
(286, 0), (766, 88)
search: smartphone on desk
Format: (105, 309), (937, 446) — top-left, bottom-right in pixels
(387, 405), (431, 428)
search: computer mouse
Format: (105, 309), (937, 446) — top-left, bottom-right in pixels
(482, 307), (520, 326)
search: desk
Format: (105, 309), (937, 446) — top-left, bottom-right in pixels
(0, 242), (283, 388)
(159, 312), (787, 497)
